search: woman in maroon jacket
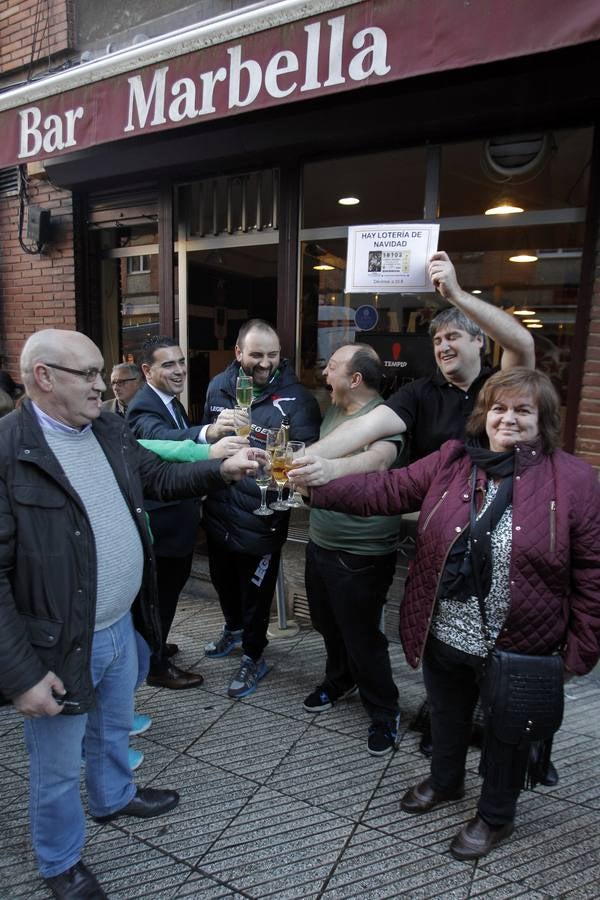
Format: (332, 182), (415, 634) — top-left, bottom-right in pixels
(304, 368), (600, 861)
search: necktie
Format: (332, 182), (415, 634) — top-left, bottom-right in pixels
(171, 398), (185, 429)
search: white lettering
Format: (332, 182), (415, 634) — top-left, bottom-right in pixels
(18, 107), (42, 158)
(227, 45), (262, 108)
(323, 16), (346, 87)
(169, 77), (198, 122)
(124, 67), (168, 132)
(300, 22), (322, 92)
(264, 51), (298, 98)
(42, 114), (63, 153)
(63, 107), (84, 148)
(197, 68), (227, 114)
(348, 27), (391, 81)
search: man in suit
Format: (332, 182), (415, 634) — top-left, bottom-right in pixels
(127, 336), (246, 689)
(101, 363), (143, 417)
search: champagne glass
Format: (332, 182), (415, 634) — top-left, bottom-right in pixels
(252, 457), (274, 517)
(283, 440), (306, 508)
(269, 446), (290, 510)
(236, 375), (253, 409)
(233, 404), (251, 438)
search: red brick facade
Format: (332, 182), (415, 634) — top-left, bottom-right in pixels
(575, 236), (600, 468)
(0, 0), (73, 81)
(0, 176), (76, 376)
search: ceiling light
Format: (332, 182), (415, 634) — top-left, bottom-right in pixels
(513, 308), (536, 316)
(314, 263), (335, 271)
(526, 323), (543, 328)
(485, 202), (524, 216)
(338, 196), (360, 206)
(472, 289), (482, 295)
(522, 319), (541, 324)
(509, 254), (538, 263)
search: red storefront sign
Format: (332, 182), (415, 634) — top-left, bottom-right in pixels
(0, 0), (598, 168)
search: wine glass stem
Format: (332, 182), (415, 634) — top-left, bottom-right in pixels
(277, 485), (283, 503)
(259, 485), (268, 511)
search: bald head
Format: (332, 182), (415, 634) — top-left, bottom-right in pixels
(20, 329), (106, 428)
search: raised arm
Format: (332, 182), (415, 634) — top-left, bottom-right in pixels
(308, 403), (406, 459)
(428, 251), (535, 369)
(291, 439), (399, 487)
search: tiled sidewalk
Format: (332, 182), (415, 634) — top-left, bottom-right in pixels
(1, 582), (599, 899)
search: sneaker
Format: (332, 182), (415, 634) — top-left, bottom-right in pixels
(205, 628), (243, 658)
(128, 748), (144, 771)
(227, 655), (268, 699)
(303, 684), (358, 713)
(367, 717), (400, 757)
(130, 713), (152, 736)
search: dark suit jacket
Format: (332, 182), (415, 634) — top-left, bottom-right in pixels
(126, 384), (204, 556)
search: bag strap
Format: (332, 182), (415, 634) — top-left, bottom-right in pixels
(468, 467), (496, 653)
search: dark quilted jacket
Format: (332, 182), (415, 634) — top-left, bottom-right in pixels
(312, 438), (600, 676)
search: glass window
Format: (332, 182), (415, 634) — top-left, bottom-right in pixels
(302, 147), (426, 228)
(440, 128), (592, 217)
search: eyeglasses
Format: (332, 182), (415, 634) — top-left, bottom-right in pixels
(44, 363), (106, 383)
(111, 378), (138, 387)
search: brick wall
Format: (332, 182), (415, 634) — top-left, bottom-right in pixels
(0, 0), (73, 80)
(575, 236), (600, 469)
(0, 175), (76, 377)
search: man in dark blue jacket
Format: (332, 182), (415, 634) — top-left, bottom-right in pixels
(202, 319), (321, 699)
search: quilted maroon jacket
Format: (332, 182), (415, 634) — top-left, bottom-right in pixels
(312, 438), (600, 676)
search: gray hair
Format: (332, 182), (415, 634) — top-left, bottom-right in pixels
(111, 363), (143, 381)
(428, 308), (485, 341)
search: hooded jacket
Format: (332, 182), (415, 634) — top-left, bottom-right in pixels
(312, 438), (600, 676)
(202, 359), (321, 556)
(0, 400), (227, 711)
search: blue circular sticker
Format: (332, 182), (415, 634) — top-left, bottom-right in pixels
(354, 305), (379, 331)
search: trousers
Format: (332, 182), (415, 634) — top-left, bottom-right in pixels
(423, 636), (521, 825)
(206, 537), (280, 660)
(305, 541), (399, 722)
(24, 612), (138, 877)
(151, 552), (193, 669)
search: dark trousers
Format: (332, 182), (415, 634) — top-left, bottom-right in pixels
(423, 636), (521, 825)
(150, 553), (193, 670)
(206, 537), (280, 661)
(305, 541), (399, 723)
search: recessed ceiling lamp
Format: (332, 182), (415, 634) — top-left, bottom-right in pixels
(509, 254), (538, 263)
(522, 319), (541, 324)
(472, 289), (482, 294)
(526, 323), (543, 328)
(314, 263), (335, 271)
(513, 308), (536, 316)
(484, 202), (524, 216)
(338, 196), (360, 206)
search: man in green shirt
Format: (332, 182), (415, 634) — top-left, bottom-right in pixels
(303, 344), (403, 756)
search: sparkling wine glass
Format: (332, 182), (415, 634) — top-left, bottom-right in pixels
(233, 404), (251, 438)
(269, 445), (290, 510)
(283, 440), (306, 508)
(236, 375), (253, 409)
(252, 457), (274, 516)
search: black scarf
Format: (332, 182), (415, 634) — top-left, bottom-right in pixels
(437, 438), (514, 604)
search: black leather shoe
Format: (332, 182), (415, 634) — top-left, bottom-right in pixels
(418, 734), (433, 757)
(401, 777), (465, 814)
(146, 663), (203, 689)
(540, 760), (559, 787)
(450, 814), (514, 860)
(165, 643), (179, 658)
(44, 860), (108, 898)
(93, 787), (179, 824)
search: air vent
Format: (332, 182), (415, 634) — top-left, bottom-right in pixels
(483, 134), (552, 178)
(0, 167), (18, 197)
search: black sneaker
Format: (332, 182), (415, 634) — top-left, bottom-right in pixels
(303, 684), (358, 712)
(367, 717), (399, 756)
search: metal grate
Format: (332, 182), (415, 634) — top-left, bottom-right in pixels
(186, 169), (279, 237)
(289, 587), (311, 622)
(0, 167), (18, 197)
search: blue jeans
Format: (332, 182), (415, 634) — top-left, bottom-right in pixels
(24, 612), (139, 877)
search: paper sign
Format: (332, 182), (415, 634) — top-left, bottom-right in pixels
(345, 223), (440, 293)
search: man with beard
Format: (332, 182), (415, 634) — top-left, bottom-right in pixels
(202, 319), (321, 699)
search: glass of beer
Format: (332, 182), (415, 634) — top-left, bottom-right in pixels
(269, 445), (290, 510)
(283, 440), (306, 508)
(252, 457), (274, 517)
(236, 375), (253, 409)
(233, 405), (251, 438)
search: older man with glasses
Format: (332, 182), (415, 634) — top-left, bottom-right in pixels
(0, 328), (259, 899)
(101, 362), (143, 417)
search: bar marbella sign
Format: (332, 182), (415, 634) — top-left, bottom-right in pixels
(0, 0), (598, 168)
